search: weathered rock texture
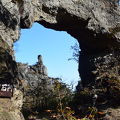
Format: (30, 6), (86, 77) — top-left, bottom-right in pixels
(0, 90), (24, 120)
(1, 0), (120, 119)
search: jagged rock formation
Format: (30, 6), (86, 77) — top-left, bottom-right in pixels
(0, 0), (120, 119)
(17, 55), (53, 91)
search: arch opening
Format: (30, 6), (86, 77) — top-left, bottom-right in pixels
(14, 23), (80, 87)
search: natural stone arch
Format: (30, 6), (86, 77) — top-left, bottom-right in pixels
(1, 0), (120, 119)
(27, 0), (120, 87)
(1, 0), (120, 94)
(1, 0), (120, 86)
(19, 1), (120, 116)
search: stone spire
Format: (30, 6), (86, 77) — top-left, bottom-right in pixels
(38, 55), (43, 65)
(37, 55), (48, 76)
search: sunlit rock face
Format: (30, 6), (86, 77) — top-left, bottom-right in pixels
(0, 90), (24, 120)
(0, 1), (22, 119)
(1, 0), (120, 119)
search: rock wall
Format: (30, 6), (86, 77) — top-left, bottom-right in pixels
(1, 0), (120, 119)
(0, 90), (24, 120)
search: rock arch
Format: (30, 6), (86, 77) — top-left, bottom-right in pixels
(21, 0), (120, 87)
(1, 0), (120, 93)
(1, 0), (120, 119)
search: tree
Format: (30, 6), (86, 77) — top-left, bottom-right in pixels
(69, 42), (80, 63)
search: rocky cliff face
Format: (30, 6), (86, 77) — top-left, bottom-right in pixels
(1, 0), (120, 119)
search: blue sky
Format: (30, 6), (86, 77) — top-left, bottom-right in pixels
(14, 23), (80, 86)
